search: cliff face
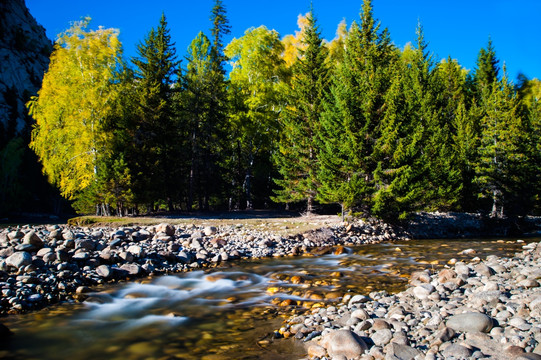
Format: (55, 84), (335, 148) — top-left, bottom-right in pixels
(0, 0), (52, 134)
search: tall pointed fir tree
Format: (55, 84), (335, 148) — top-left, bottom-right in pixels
(318, 0), (396, 218)
(129, 13), (180, 212)
(201, 0), (231, 210)
(273, 8), (329, 213)
(412, 24), (460, 211)
(475, 67), (528, 217)
(437, 57), (480, 211)
(180, 0), (231, 211)
(372, 22), (445, 220)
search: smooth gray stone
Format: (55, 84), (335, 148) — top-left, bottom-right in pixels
(446, 312), (494, 333)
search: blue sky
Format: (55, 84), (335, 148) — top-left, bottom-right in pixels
(26, 0), (540, 80)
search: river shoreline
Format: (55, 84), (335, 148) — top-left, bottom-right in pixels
(1, 212), (541, 358)
(286, 240), (541, 360)
(0, 215), (407, 316)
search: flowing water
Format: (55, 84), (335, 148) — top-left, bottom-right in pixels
(0, 238), (536, 359)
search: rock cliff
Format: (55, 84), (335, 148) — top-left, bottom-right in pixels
(0, 0), (52, 134)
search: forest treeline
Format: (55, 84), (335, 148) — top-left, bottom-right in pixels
(24, 0), (541, 221)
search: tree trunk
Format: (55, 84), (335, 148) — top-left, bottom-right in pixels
(307, 196), (314, 214)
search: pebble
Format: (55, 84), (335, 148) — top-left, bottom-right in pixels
(0, 219), (408, 315)
(282, 238), (541, 360)
(446, 312), (494, 333)
(319, 329), (368, 359)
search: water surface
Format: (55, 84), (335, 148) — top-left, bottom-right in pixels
(1, 238), (534, 359)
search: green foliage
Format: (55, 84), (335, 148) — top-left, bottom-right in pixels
(272, 8), (330, 213)
(19, 2), (541, 220)
(318, 0), (396, 218)
(474, 71), (527, 217)
(128, 13), (181, 210)
(225, 26), (287, 209)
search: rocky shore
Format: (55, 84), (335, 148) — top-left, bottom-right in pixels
(0, 219), (401, 316)
(2, 213), (541, 360)
(282, 240), (541, 360)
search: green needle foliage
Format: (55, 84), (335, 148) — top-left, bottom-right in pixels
(129, 13), (180, 212)
(272, 8), (329, 213)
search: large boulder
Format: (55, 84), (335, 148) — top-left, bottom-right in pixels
(320, 329), (368, 359)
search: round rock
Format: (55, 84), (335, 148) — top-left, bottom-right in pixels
(320, 329), (368, 359)
(6, 251), (33, 269)
(446, 312), (494, 333)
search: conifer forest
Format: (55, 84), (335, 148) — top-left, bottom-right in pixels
(22, 0), (541, 221)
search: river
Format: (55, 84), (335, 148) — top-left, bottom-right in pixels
(0, 237), (535, 359)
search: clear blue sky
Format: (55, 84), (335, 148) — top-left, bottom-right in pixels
(26, 0), (540, 81)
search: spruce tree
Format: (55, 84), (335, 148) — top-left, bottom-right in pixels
(129, 13), (180, 211)
(317, 0), (396, 218)
(194, 0), (231, 210)
(273, 8), (329, 213)
(475, 69), (527, 217)
(372, 22), (455, 220)
(437, 57), (480, 211)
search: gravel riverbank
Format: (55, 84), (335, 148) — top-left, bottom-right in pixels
(0, 218), (402, 316)
(283, 240), (541, 360)
(2, 213), (541, 360)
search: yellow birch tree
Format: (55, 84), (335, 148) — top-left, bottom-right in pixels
(27, 18), (124, 200)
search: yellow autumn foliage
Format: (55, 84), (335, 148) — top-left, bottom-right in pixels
(27, 18), (124, 199)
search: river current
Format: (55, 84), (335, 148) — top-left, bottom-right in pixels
(1, 237), (535, 359)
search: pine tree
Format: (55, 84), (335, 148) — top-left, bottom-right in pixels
(475, 69), (527, 217)
(273, 8), (329, 213)
(189, 0), (232, 210)
(129, 13), (180, 211)
(436, 57), (480, 211)
(372, 22), (455, 220)
(372, 57), (424, 221)
(473, 38), (500, 95)
(318, 0), (396, 218)
(416, 28), (461, 212)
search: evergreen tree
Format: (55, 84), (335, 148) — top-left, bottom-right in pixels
(475, 69), (528, 217)
(415, 28), (461, 212)
(372, 55), (424, 221)
(186, 0), (231, 210)
(273, 8), (329, 213)
(129, 13), (180, 211)
(437, 57), (480, 211)
(372, 22), (457, 220)
(473, 38), (500, 94)
(318, 0), (396, 218)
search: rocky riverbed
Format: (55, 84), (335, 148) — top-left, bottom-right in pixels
(282, 240), (541, 360)
(2, 214), (541, 360)
(0, 218), (402, 316)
